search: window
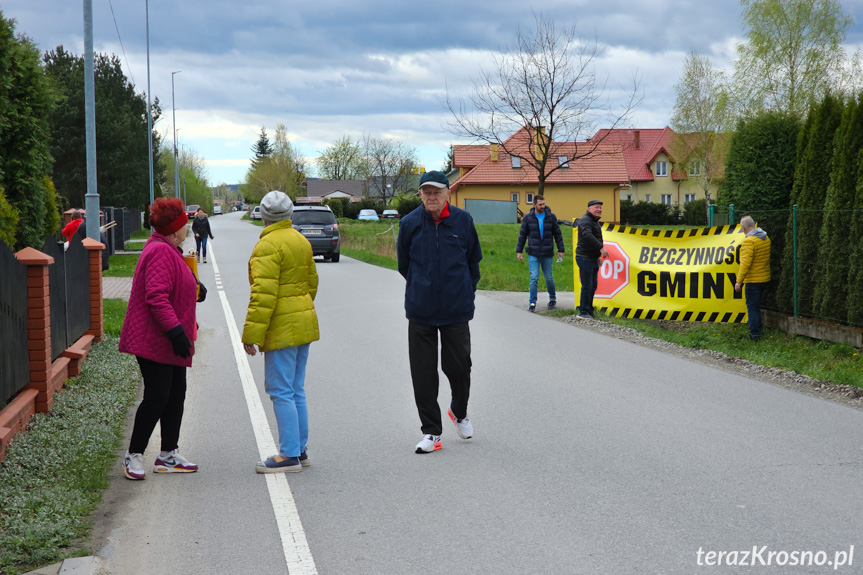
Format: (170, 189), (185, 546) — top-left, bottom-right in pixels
(684, 194), (696, 204)
(526, 193), (535, 204)
(645, 194), (652, 203)
(511, 192), (519, 203)
(557, 156), (569, 168)
(626, 194), (633, 201)
(661, 194), (672, 207)
(655, 161), (668, 177)
(688, 162), (701, 176)
(511, 156), (522, 169)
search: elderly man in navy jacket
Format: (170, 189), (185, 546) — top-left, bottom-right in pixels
(516, 195), (565, 312)
(397, 171), (482, 454)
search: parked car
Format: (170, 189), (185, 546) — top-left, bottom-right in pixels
(358, 209), (379, 221)
(185, 204), (200, 220)
(292, 206), (340, 262)
(381, 209), (400, 219)
(250, 206), (261, 220)
(213, 202), (222, 215)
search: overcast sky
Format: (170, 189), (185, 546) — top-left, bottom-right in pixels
(3, 0), (862, 186)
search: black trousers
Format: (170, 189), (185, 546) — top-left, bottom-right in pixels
(408, 321), (471, 436)
(129, 356), (187, 454)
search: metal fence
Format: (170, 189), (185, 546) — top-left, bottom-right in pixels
(0, 243), (29, 405)
(712, 205), (862, 328)
(104, 206), (142, 252)
(41, 236), (92, 361)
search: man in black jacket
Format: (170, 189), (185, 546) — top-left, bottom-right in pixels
(516, 195), (565, 312)
(575, 200), (608, 319)
(397, 171), (482, 454)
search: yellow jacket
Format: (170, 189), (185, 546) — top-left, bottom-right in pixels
(242, 219), (320, 351)
(737, 229), (771, 284)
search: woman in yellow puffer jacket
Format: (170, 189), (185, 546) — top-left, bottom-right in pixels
(242, 191), (320, 474)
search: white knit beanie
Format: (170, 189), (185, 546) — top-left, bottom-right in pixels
(260, 190), (294, 221)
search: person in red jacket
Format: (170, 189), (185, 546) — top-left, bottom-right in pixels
(119, 197), (199, 480)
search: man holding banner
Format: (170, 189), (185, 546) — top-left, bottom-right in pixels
(734, 216), (771, 341)
(575, 200), (609, 319)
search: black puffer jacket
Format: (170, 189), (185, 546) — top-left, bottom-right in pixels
(575, 211), (604, 258)
(191, 215), (213, 239)
(516, 206), (565, 257)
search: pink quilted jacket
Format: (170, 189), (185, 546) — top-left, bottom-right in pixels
(119, 233), (198, 367)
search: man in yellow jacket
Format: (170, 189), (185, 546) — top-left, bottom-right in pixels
(734, 215), (771, 341)
(242, 191), (320, 473)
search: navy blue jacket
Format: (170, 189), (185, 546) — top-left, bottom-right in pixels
(516, 206), (565, 257)
(397, 204), (482, 326)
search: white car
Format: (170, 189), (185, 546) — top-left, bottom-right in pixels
(250, 206), (261, 220)
(213, 203), (222, 215)
(357, 209), (379, 221)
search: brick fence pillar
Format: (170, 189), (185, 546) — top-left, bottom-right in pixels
(14, 247), (54, 412)
(83, 238), (105, 343)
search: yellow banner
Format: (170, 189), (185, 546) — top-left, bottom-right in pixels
(573, 224), (748, 322)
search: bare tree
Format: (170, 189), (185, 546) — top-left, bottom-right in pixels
(316, 135), (365, 180)
(669, 51), (733, 201)
(446, 13), (640, 195)
(361, 134), (418, 201)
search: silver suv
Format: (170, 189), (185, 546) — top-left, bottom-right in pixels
(292, 206), (340, 262)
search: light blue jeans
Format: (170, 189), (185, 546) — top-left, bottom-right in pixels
(264, 343), (310, 458)
(529, 255), (556, 304)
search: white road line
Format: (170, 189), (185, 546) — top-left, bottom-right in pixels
(208, 245), (319, 575)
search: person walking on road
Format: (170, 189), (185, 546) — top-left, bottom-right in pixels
(575, 200), (609, 319)
(396, 170), (482, 454)
(734, 215), (771, 341)
(242, 191), (320, 474)
(192, 208), (214, 263)
(119, 197), (201, 480)
(516, 195), (565, 312)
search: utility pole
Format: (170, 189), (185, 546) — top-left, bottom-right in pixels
(83, 0), (100, 240)
(146, 0), (154, 217)
(171, 70), (181, 199)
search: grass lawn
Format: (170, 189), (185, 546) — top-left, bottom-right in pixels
(338, 220), (575, 291)
(103, 254), (140, 277)
(124, 240), (146, 251)
(129, 228), (151, 240)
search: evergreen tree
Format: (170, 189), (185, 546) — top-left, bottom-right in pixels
(43, 47), (164, 210)
(813, 96), (863, 321)
(776, 94), (844, 315)
(0, 13), (55, 249)
(251, 127), (273, 169)
(441, 144), (454, 173)
(846, 147), (863, 325)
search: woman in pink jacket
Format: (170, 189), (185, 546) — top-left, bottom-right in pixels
(119, 197), (200, 480)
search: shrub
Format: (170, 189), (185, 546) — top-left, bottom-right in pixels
(682, 199), (708, 226)
(0, 188), (20, 248)
(620, 200), (676, 225)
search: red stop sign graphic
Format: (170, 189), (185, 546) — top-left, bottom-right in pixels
(594, 241), (630, 298)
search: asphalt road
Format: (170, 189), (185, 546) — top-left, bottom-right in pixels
(95, 211), (863, 574)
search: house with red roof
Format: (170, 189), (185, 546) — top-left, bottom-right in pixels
(587, 127), (724, 208)
(450, 127), (631, 223)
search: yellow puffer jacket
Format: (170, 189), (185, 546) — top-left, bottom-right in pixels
(737, 230), (771, 284)
(242, 219), (320, 351)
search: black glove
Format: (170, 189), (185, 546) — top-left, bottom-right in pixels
(166, 325), (192, 358)
(197, 281), (207, 303)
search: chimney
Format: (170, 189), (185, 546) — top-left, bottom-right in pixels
(534, 126), (546, 160)
(634, 130), (641, 149)
(490, 143), (499, 162)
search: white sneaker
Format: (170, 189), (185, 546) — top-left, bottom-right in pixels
(124, 452), (145, 480)
(415, 434), (442, 454)
(448, 407), (473, 439)
(154, 449), (198, 473)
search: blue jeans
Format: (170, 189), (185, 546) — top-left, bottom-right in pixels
(264, 343), (310, 457)
(744, 283), (767, 339)
(195, 235), (208, 258)
(528, 255), (556, 304)
(576, 256), (599, 316)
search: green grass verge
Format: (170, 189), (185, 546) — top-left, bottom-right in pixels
(338, 220), (575, 291)
(103, 254), (140, 277)
(129, 228), (151, 240)
(0, 335), (140, 574)
(340, 248), (398, 270)
(548, 309), (862, 388)
(103, 298), (128, 337)
(124, 240), (146, 251)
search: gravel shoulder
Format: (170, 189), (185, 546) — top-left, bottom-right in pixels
(480, 290), (863, 411)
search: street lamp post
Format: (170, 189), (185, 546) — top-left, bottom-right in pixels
(171, 70), (181, 198)
(145, 0), (154, 217)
